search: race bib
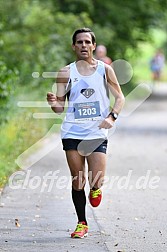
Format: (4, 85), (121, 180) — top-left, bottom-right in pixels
(73, 101), (101, 121)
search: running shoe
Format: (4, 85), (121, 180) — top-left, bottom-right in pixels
(89, 188), (102, 207)
(71, 222), (88, 238)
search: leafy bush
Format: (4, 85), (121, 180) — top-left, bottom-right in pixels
(0, 60), (19, 123)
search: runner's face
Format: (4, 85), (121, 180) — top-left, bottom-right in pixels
(72, 33), (96, 60)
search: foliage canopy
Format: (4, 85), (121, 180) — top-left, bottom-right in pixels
(0, 0), (166, 121)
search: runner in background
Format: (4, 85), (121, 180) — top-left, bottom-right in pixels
(150, 49), (165, 81)
(95, 44), (112, 65)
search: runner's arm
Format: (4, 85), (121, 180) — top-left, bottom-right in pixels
(98, 64), (125, 129)
(105, 64), (125, 115)
(47, 66), (70, 113)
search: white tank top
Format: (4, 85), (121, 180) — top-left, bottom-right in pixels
(61, 60), (110, 140)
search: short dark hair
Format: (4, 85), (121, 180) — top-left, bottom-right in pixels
(72, 28), (96, 45)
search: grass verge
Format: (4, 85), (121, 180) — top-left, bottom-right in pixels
(0, 82), (60, 188)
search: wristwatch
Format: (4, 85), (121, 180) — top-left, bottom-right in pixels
(108, 111), (118, 120)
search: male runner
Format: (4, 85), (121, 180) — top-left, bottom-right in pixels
(95, 44), (112, 65)
(47, 28), (125, 238)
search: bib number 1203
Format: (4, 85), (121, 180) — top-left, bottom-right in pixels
(73, 101), (101, 121)
(78, 107), (96, 116)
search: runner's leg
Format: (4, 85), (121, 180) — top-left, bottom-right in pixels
(87, 152), (106, 189)
(65, 150), (87, 224)
(87, 152), (106, 207)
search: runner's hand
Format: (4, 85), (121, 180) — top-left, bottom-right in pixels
(47, 92), (57, 106)
(98, 117), (115, 129)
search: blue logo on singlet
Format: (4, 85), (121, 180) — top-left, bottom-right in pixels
(80, 88), (95, 98)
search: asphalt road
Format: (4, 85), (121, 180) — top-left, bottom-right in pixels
(0, 84), (167, 252)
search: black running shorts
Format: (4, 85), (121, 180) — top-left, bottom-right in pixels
(62, 138), (108, 155)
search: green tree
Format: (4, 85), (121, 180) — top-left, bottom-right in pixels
(55, 0), (167, 59)
(0, 0), (92, 123)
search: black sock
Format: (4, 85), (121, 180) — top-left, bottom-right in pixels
(72, 188), (87, 225)
(92, 187), (98, 190)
